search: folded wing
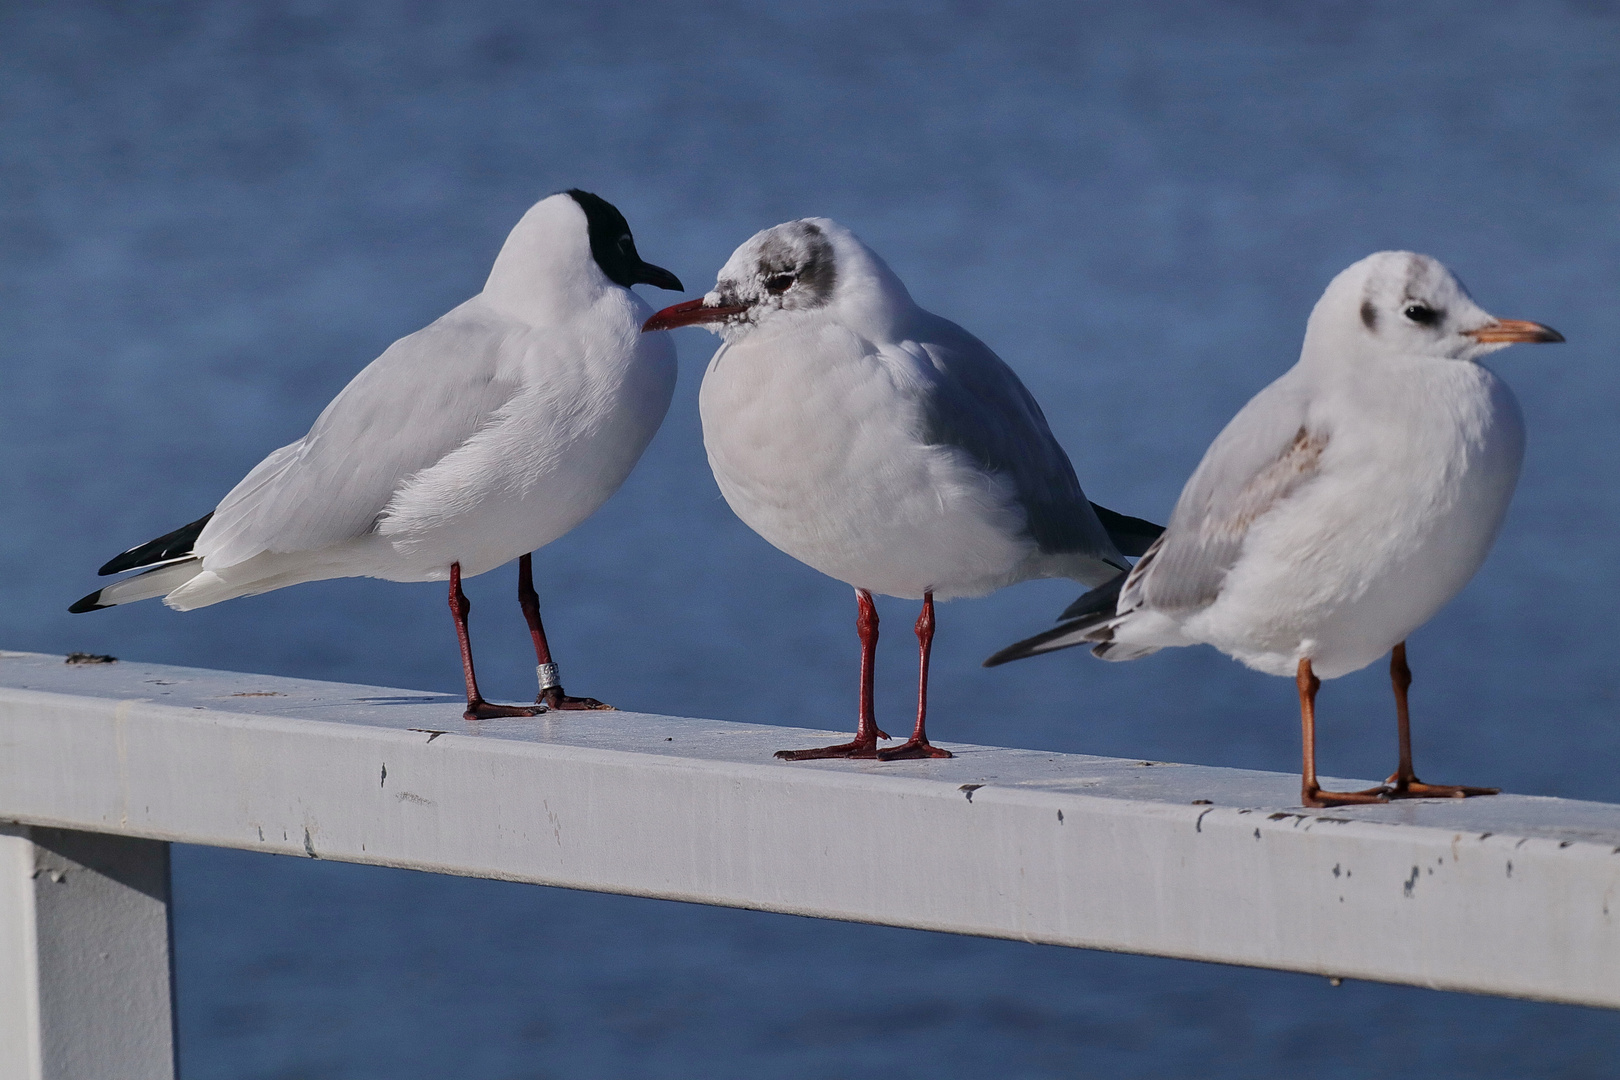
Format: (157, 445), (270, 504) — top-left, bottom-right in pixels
(987, 369), (1324, 665)
(898, 312), (1124, 569)
(196, 303), (526, 569)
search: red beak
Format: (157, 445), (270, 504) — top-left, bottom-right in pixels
(642, 297), (749, 333)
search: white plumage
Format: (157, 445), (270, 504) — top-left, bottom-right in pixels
(693, 218), (1128, 601)
(646, 217), (1156, 759)
(989, 251), (1562, 805)
(78, 189), (684, 718)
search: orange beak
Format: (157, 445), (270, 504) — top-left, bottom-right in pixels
(1465, 319), (1565, 344)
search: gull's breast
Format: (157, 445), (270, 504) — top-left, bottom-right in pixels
(699, 327), (1033, 599)
(1192, 361), (1525, 679)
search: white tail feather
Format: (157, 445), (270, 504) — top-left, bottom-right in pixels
(162, 547), (371, 610)
(94, 560), (206, 607)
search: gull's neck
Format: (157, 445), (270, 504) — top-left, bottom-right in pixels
(824, 238), (921, 343)
(481, 197), (615, 326)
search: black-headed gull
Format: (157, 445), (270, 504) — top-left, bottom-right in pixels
(988, 251), (1562, 806)
(645, 218), (1161, 761)
(72, 190), (685, 721)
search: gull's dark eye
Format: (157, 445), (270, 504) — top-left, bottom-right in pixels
(617, 234), (633, 253)
(764, 273), (795, 295)
(1404, 304), (1439, 326)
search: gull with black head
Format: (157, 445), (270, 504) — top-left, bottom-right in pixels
(987, 251), (1562, 806)
(645, 218), (1161, 760)
(73, 190), (685, 721)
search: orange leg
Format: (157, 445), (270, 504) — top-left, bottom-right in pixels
(1381, 642), (1497, 800)
(450, 562), (541, 721)
(776, 589), (891, 760)
(878, 592), (952, 760)
(1298, 658), (1387, 807)
(517, 553), (612, 711)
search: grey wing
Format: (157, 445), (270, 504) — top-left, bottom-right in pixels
(903, 313), (1122, 565)
(196, 305), (524, 568)
(1123, 370), (1320, 614)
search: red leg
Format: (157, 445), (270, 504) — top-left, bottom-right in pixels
(1298, 657), (1386, 807)
(1382, 642), (1497, 800)
(450, 562), (540, 721)
(878, 592), (951, 760)
(776, 589), (890, 760)
(518, 553), (612, 711)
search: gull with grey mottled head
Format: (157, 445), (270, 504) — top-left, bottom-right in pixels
(645, 218), (1161, 761)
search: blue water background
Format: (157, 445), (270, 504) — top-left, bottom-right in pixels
(4, 2), (1619, 1076)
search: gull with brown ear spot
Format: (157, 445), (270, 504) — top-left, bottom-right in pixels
(987, 251), (1563, 808)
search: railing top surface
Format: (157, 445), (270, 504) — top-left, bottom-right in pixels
(6, 648), (1620, 1007)
(3, 648), (1617, 846)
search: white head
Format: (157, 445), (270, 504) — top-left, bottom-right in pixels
(482, 189), (682, 320)
(640, 217), (915, 340)
(1304, 251), (1561, 367)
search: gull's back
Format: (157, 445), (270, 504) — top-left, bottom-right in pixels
(900, 308), (1123, 581)
(195, 298), (527, 573)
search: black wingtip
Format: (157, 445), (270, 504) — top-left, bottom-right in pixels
(984, 622), (1089, 667)
(1089, 503), (1165, 559)
(1058, 571), (1128, 621)
(68, 590), (109, 614)
(98, 512), (212, 576)
(982, 645), (1023, 668)
(986, 570), (1130, 667)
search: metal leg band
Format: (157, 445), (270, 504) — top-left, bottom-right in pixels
(536, 663), (562, 691)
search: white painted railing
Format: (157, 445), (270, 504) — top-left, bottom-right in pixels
(1, 649), (1617, 1078)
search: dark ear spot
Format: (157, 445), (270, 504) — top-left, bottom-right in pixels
(754, 221), (838, 307)
(1360, 300), (1378, 331)
(796, 225), (837, 303)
